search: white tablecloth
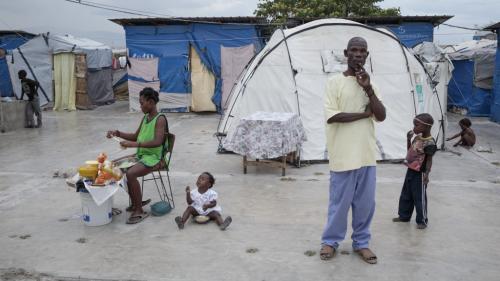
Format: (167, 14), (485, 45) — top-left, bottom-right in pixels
(80, 175), (126, 206)
(223, 112), (307, 159)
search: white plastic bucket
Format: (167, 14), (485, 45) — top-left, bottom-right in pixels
(80, 191), (112, 226)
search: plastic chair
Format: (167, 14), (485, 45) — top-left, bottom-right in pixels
(141, 132), (175, 209)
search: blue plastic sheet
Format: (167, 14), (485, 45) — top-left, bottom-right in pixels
(0, 57), (14, 97)
(0, 34), (33, 97)
(383, 23), (434, 48)
(448, 60), (492, 117)
(124, 23), (262, 112)
(491, 35), (500, 123)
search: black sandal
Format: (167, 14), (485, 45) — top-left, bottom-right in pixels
(126, 199), (151, 212)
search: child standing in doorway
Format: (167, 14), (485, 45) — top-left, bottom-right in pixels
(175, 172), (232, 230)
(393, 113), (437, 229)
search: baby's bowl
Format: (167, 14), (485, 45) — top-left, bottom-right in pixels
(194, 215), (210, 224)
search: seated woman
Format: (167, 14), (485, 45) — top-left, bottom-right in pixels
(107, 87), (168, 224)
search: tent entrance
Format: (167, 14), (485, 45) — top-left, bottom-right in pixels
(53, 53), (76, 111)
(221, 44), (255, 112)
(190, 46), (216, 112)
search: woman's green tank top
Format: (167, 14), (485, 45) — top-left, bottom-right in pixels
(136, 114), (163, 167)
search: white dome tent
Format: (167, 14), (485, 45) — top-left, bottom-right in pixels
(218, 19), (446, 162)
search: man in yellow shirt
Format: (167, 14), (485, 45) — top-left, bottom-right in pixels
(320, 37), (386, 264)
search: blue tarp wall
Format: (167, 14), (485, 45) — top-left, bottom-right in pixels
(380, 22), (434, 48)
(448, 59), (492, 116)
(491, 29), (500, 123)
(0, 34), (33, 97)
(124, 23), (263, 112)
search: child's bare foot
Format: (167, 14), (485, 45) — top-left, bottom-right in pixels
(220, 216), (232, 230)
(175, 216), (184, 229)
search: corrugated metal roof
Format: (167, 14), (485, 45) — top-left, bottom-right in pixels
(110, 17), (269, 26)
(484, 22), (500, 30)
(0, 30), (36, 37)
(110, 15), (453, 27)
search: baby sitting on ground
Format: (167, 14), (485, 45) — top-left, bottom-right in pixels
(175, 172), (232, 230)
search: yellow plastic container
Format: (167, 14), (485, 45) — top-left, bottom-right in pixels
(79, 164), (98, 180)
(85, 160), (99, 169)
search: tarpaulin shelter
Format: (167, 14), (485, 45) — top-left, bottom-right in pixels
(445, 39), (497, 116)
(111, 17), (264, 113)
(484, 22), (500, 123)
(0, 31), (35, 97)
(218, 19), (446, 162)
(7, 33), (114, 108)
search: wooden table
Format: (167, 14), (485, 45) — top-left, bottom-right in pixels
(243, 151), (297, 176)
(223, 112), (307, 176)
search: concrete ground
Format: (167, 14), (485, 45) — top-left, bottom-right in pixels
(1, 101), (499, 281)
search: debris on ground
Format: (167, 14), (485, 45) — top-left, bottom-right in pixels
(0, 268), (47, 281)
(53, 169), (76, 179)
(304, 250), (316, 256)
(477, 146), (493, 153)
(280, 177), (296, 181)
(491, 162), (500, 167)
(246, 247), (258, 253)
(340, 250), (350, 255)
(19, 234), (31, 240)
(76, 238), (87, 244)
(444, 148), (462, 156)
(314, 172), (325, 176)
(306, 179), (319, 182)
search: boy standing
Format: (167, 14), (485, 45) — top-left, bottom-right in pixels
(320, 37), (386, 264)
(393, 113), (437, 229)
(18, 70), (42, 128)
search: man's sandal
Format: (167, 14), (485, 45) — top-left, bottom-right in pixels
(355, 248), (377, 264)
(319, 245), (336, 260)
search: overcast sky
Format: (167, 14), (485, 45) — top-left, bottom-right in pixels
(0, 0), (498, 48)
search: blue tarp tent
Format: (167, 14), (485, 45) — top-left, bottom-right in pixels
(448, 60), (492, 116)
(446, 40), (496, 117)
(124, 23), (263, 112)
(0, 32), (34, 97)
(491, 28), (500, 123)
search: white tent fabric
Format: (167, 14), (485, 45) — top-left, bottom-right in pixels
(218, 19), (446, 161)
(50, 34), (112, 69)
(412, 42), (453, 135)
(443, 39), (496, 60)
